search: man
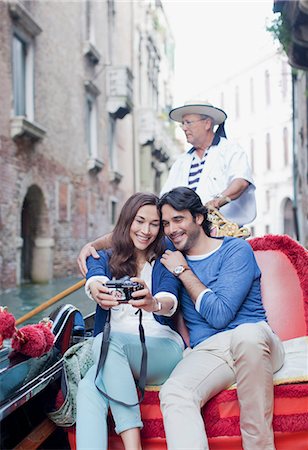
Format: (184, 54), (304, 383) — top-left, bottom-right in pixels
(158, 186), (284, 450)
(77, 99), (255, 276)
(161, 99), (256, 226)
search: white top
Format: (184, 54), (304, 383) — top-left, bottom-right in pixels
(160, 137), (256, 225)
(85, 261), (184, 350)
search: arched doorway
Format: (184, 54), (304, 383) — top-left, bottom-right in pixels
(21, 185), (53, 283)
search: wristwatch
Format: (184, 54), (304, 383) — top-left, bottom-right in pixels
(173, 264), (189, 277)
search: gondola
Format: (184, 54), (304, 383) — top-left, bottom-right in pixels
(1, 231), (308, 450)
(0, 300), (95, 450)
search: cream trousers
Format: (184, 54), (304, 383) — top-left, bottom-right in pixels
(159, 321), (285, 450)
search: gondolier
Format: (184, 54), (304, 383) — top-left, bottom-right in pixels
(160, 99), (256, 226)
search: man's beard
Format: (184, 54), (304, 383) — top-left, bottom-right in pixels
(173, 226), (200, 254)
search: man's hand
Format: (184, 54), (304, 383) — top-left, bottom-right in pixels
(77, 243), (100, 277)
(206, 195), (231, 210)
(206, 198), (221, 210)
(160, 249), (187, 274)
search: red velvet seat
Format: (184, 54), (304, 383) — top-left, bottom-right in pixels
(68, 234), (308, 450)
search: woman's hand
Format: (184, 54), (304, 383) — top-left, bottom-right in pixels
(128, 277), (158, 313)
(89, 280), (120, 309)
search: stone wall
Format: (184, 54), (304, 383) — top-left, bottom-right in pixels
(0, 0), (179, 292)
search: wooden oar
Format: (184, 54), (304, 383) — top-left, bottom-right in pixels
(16, 279), (86, 326)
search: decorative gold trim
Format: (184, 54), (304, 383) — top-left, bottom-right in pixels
(207, 207), (251, 239)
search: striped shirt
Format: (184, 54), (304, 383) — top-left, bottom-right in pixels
(188, 150), (209, 191)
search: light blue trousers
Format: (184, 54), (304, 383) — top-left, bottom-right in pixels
(76, 332), (183, 450)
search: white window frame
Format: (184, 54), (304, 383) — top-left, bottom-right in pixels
(84, 0), (101, 64)
(86, 92), (98, 159)
(85, 81), (103, 172)
(86, 0), (96, 45)
(108, 114), (117, 170)
(12, 29), (34, 121)
(9, 2), (45, 141)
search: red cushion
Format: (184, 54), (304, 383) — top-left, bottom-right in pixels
(249, 235), (308, 340)
(67, 235), (308, 450)
(100, 384), (308, 449)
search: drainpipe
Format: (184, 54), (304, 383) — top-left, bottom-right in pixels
(291, 70), (300, 240)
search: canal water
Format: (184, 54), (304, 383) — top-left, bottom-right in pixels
(0, 277), (95, 324)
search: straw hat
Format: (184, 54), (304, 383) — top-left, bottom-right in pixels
(169, 100), (227, 125)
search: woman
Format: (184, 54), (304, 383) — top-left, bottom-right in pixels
(76, 193), (184, 450)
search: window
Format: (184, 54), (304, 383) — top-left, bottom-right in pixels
(147, 38), (159, 110)
(85, 81), (101, 170)
(220, 91), (224, 109)
(266, 133), (271, 170)
(235, 85), (240, 118)
(281, 61), (288, 98)
(265, 224), (270, 235)
(265, 190), (270, 211)
(265, 70), (271, 106)
(250, 138), (255, 173)
(9, 2), (45, 140)
(249, 77), (254, 113)
(107, 0), (115, 62)
(84, 0), (100, 64)
(283, 198), (295, 237)
(283, 127), (289, 166)
(86, 93), (98, 159)
(12, 32), (34, 120)
(110, 199), (117, 225)
(108, 114), (116, 170)
(154, 169), (161, 195)
(85, 0), (95, 44)
(138, 31), (143, 103)
(12, 34), (26, 116)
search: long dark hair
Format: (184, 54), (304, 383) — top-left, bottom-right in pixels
(159, 187), (212, 236)
(109, 193), (165, 278)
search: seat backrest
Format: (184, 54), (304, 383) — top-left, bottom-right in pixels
(249, 235), (308, 341)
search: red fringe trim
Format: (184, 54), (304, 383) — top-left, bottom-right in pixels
(210, 384), (308, 404)
(105, 384), (308, 438)
(141, 419), (166, 439)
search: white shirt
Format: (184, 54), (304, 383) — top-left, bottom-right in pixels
(85, 262), (184, 349)
(160, 137), (256, 225)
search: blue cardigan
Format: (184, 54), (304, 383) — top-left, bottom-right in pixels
(86, 250), (180, 336)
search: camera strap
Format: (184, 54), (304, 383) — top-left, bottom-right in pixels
(94, 308), (148, 406)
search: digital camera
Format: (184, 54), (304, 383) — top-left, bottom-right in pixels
(105, 279), (144, 303)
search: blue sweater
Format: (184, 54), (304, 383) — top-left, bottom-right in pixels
(182, 237), (267, 347)
(86, 251), (180, 337)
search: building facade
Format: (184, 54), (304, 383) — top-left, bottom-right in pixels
(209, 49), (294, 238)
(273, 0), (308, 247)
(0, 0), (179, 291)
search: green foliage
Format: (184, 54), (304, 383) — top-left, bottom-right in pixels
(267, 14), (291, 55)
